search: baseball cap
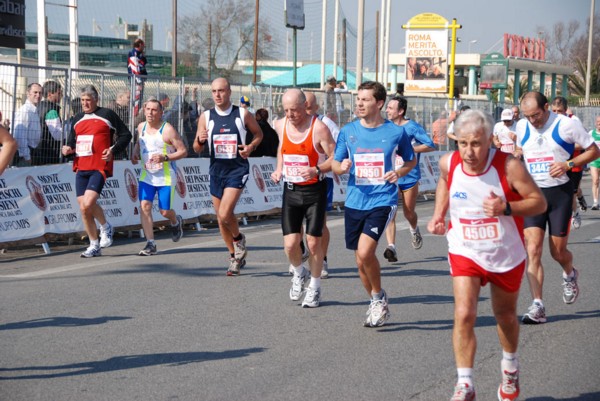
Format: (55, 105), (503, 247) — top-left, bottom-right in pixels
(240, 96), (251, 106)
(326, 75), (337, 83)
(501, 109), (514, 121)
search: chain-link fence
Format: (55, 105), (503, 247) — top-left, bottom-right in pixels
(2, 61), (600, 166)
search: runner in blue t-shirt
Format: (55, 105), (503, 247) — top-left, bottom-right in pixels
(332, 81), (416, 327)
(383, 96), (436, 262)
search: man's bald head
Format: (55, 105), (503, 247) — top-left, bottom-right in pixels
(305, 92), (319, 115)
(282, 88), (306, 106)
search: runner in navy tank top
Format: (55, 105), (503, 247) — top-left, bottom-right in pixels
(193, 77), (263, 276)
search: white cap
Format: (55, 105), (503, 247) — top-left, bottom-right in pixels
(501, 109), (514, 121)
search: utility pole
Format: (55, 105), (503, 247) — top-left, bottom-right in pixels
(342, 18), (347, 83)
(172, 0), (177, 77)
(252, 0), (259, 84)
(356, 0), (364, 87)
(208, 23), (212, 80)
(585, 0), (595, 105)
(375, 10), (379, 82)
(320, 0), (327, 88)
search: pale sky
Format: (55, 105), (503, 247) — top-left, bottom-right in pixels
(25, 0), (593, 62)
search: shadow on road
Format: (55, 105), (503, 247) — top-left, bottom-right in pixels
(0, 347), (266, 380)
(0, 316), (131, 331)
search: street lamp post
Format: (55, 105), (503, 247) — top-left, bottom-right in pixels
(468, 39), (477, 53)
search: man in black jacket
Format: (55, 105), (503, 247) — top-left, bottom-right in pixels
(32, 80), (63, 165)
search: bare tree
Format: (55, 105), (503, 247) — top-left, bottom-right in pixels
(178, 0), (279, 73)
(537, 20), (580, 64)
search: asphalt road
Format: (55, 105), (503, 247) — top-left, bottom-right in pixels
(1, 175), (599, 401)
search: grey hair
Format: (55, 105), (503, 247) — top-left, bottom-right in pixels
(79, 84), (99, 101)
(454, 109), (494, 138)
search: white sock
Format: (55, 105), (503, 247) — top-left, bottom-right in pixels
(90, 239), (99, 247)
(563, 270), (575, 280)
(457, 368), (473, 387)
(101, 222), (110, 230)
(502, 351), (519, 372)
(409, 226), (418, 235)
(292, 264), (304, 276)
(309, 276), (321, 289)
(533, 298), (543, 306)
(387, 243), (396, 248)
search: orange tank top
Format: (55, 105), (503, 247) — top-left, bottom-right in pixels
(281, 116), (321, 186)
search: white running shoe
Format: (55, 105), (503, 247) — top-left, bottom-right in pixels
(562, 268), (579, 304)
(364, 290), (390, 327)
(233, 232), (247, 261)
(522, 301), (546, 324)
(302, 287), (321, 308)
(99, 223), (113, 248)
(81, 245), (101, 258)
(290, 267), (309, 301)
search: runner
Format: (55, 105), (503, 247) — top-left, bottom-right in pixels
(516, 91), (600, 324)
(383, 95), (436, 262)
(550, 96), (588, 228)
(332, 81), (416, 327)
(193, 77), (263, 276)
(428, 109), (546, 401)
(589, 115), (600, 210)
(61, 85), (132, 257)
(305, 91), (339, 278)
(492, 108), (517, 154)
(131, 99), (188, 256)
(271, 89), (335, 307)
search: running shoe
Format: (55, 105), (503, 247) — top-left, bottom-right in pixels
(302, 287), (321, 308)
(321, 259), (329, 279)
(364, 290), (390, 327)
(139, 242), (157, 256)
(451, 383), (476, 401)
(171, 215), (183, 242)
(290, 266), (309, 301)
(562, 268), (579, 304)
(99, 223), (114, 248)
(411, 229), (423, 250)
(288, 264), (295, 275)
(578, 196), (588, 212)
(383, 245), (398, 262)
(81, 245), (101, 258)
(571, 211), (581, 229)
(591, 204), (599, 211)
(227, 258), (241, 276)
(497, 369), (519, 401)
(522, 301), (546, 324)
(233, 232), (247, 261)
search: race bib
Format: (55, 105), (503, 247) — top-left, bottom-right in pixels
(75, 135), (93, 157)
(458, 207), (503, 251)
(500, 142), (515, 153)
(354, 153), (385, 185)
(525, 149), (554, 181)
(144, 157), (162, 173)
(283, 154), (310, 183)
(213, 134), (238, 159)
(394, 155), (404, 170)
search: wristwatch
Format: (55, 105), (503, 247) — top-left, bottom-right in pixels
(164, 154), (170, 162)
(566, 160), (575, 170)
(503, 202), (512, 216)
(315, 165), (321, 175)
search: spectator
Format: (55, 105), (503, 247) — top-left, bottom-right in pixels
(32, 80), (63, 165)
(251, 108), (279, 157)
(239, 96), (255, 115)
(13, 83), (42, 166)
(108, 90), (132, 160)
(323, 75), (337, 118)
(431, 111), (448, 149)
(128, 38), (147, 116)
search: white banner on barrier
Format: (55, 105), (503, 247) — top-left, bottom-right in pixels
(0, 153), (445, 243)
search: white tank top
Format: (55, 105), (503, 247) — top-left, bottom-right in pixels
(446, 149), (526, 273)
(139, 122), (175, 186)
